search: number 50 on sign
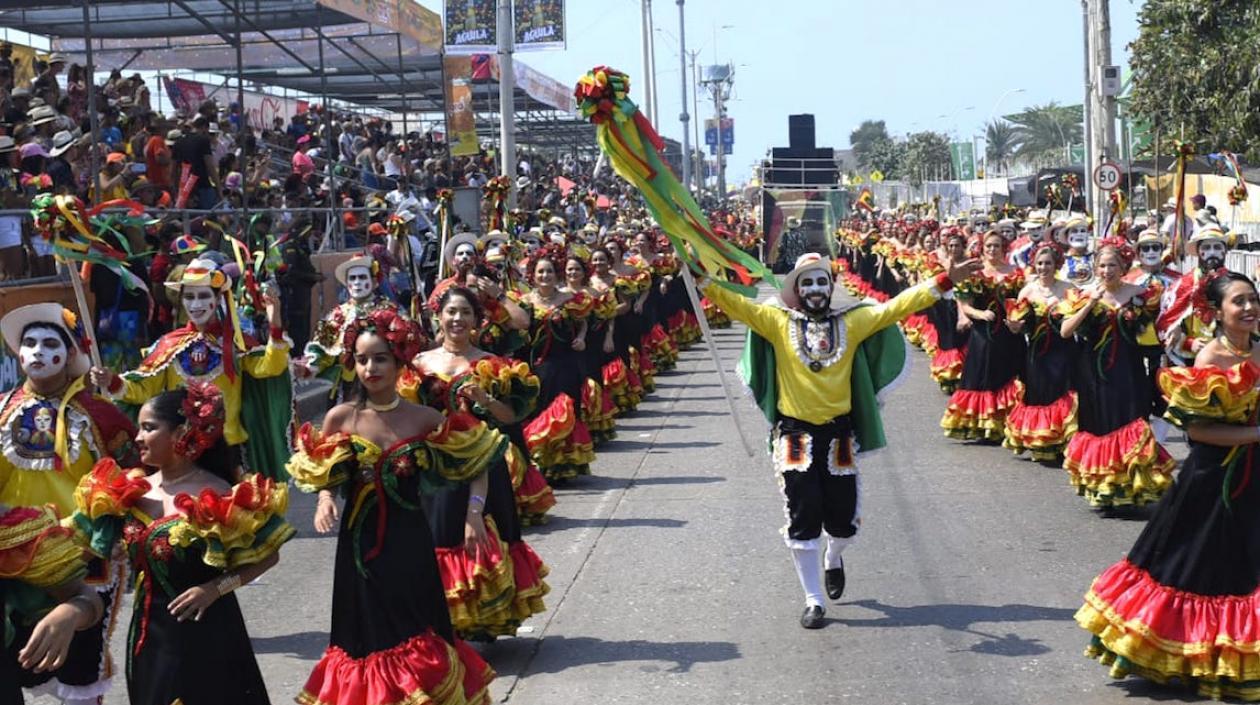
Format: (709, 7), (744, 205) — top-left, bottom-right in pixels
(1093, 162), (1122, 191)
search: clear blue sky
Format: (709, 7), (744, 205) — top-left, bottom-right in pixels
(419, 0), (1142, 183)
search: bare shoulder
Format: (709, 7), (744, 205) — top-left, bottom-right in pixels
(397, 401), (446, 436)
(197, 471), (233, 494)
(323, 403), (356, 434)
(1195, 340), (1230, 369)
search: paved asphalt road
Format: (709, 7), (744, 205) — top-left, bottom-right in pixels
(34, 311), (1197, 705)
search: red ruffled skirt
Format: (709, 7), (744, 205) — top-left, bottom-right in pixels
(702, 298), (731, 329)
(1003, 388), (1078, 462)
(642, 324), (678, 370)
(602, 358), (641, 413)
(901, 312), (930, 349)
(1078, 559), (1260, 701)
(523, 393), (595, 482)
(580, 378), (617, 444)
(298, 632), (493, 705)
(668, 310), (702, 347)
(1062, 417), (1174, 507)
(434, 517), (549, 639)
(940, 378), (1020, 441)
(635, 346), (657, 394)
(506, 443), (555, 526)
(929, 347), (966, 394)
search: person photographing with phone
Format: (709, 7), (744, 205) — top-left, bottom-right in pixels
(92, 151), (132, 202)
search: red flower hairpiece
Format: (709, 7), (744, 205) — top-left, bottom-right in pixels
(174, 382), (225, 459)
(1097, 236), (1136, 270)
(340, 309), (425, 369)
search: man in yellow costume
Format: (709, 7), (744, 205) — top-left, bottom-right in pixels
(90, 257), (293, 478)
(0, 303), (134, 703)
(703, 252), (977, 629)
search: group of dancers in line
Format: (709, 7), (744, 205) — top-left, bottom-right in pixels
(835, 208), (1260, 700)
(0, 210), (727, 705)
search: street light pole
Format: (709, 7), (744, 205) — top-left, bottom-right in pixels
(677, 0), (691, 192)
(497, 0), (517, 208)
(640, 0), (654, 125)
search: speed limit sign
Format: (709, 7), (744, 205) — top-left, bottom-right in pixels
(1093, 162), (1122, 191)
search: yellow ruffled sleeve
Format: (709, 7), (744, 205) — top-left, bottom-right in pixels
(0, 505), (86, 589)
(67, 458), (152, 558)
(1159, 362), (1260, 429)
(167, 473), (296, 571)
(419, 412), (508, 483)
(286, 423), (356, 493)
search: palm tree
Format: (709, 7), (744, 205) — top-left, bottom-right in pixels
(1007, 103), (1084, 168)
(984, 120), (1017, 176)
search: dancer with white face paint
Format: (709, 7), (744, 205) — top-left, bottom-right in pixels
(89, 257), (293, 477)
(300, 253), (407, 403)
(0, 303), (135, 704)
(1157, 225), (1232, 365)
(1059, 217), (1095, 285)
(703, 252), (980, 629)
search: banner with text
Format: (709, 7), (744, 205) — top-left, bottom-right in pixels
(443, 56), (480, 156)
(950, 142), (976, 181)
(514, 0), (565, 50)
(162, 77), (308, 131)
(444, 0), (498, 54)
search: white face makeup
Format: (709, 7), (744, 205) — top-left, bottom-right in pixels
(345, 266), (374, 300)
(1138, 244), (1164, 267)
(796, 267), (833, 314)
(181, 285), (218, 327)
(1067, 226), (1090, 250)
(1199, 241), (1227, 260)
(19, 325), (68, 380)
(452, 243), (477, 269)
(998, 226), (1017, 240)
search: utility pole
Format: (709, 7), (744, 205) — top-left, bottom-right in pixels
(497, 0), (517, 208)
(701, 64), (733, 204)
(676, 0), (691, 191)
(1080, 0), (1093, 216)
(689, 50), (702, 190)
(647, 0), (659, 128)
(640, 0), (655, 127)
(1091, 0), (1117, 220)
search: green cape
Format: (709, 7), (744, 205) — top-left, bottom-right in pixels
(737, 303), (908, 453)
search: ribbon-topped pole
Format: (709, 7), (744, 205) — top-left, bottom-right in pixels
(574, 66), (774, 296)
(575, 65), (760, 456)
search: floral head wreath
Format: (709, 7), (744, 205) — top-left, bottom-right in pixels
(174, 381), (225, 459)
(1030, 240), (1065, 266)
(1096, 236), (1136, 270)
(525, 243), (569, 285)
(1193, 268), (1231, 322)
(340, 308), (425, 369)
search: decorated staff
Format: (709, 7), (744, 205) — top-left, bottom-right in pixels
(29, 194), (153, 369)
(573, 65), (771, 455)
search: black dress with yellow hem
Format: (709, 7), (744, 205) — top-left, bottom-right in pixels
(1077, 362), (1260, 700)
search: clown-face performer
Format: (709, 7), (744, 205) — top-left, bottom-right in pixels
(89, 258), (293, 475)
(700, 252), (979, 630)
(303, 252), (404, 400)
(1157, 225), (1231, 365)
(1124, 228), (1180, 292)
(0, 303), (136, 703)
(1009, 211), (1048, 269)
(1058, 217), (1094, 285)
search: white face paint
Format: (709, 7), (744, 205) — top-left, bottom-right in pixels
(181, 285), (218, 327)
(796, 267), (833, 314)
(1067, 226), (1090, 251)
(345, 266), (374, 300)
(19, 325), (68, 380)
(998, 226), (1017, 240)
(452, 243), (477, 269)
(1026, 227), (1044, 242)
(524, 239), (542, 254)
(1138, 245), (1164, 267)
(1199, 241), (1227, 260)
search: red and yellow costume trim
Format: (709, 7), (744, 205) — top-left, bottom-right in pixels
(940, 378), (1021, 442)
(523, 394), (595, 482)
(1078, 559), (1260, 701)
(1003, 386), (1078, 462)
(297, 631), (494, 705)
(435, 515), (549, 640)
(1062, 417), (1174, 507)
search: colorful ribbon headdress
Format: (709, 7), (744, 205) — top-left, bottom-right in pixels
(574, 66), (773, 295)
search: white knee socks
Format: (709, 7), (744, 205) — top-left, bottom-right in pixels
(825, 534), (852, 570)
(790, 546), (825, 607)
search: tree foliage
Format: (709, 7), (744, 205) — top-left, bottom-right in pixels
(865, 138), (906, 180)
(903, 131), (951, 186)
(849, 119), (891, 170)
(1006, 103), (1083, 168)
(1128, 0), (1260, 160)
(984, 120), (1018, 175)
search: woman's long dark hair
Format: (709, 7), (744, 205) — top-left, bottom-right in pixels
(1206, 270), (1256, 310)
(145, 390), (235, 484)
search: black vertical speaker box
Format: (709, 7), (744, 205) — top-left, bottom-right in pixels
(788, 114), (815, 153)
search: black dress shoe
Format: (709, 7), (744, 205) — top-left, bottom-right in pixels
(800, 604), (826, 629)
(825, 563), (846, 601)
